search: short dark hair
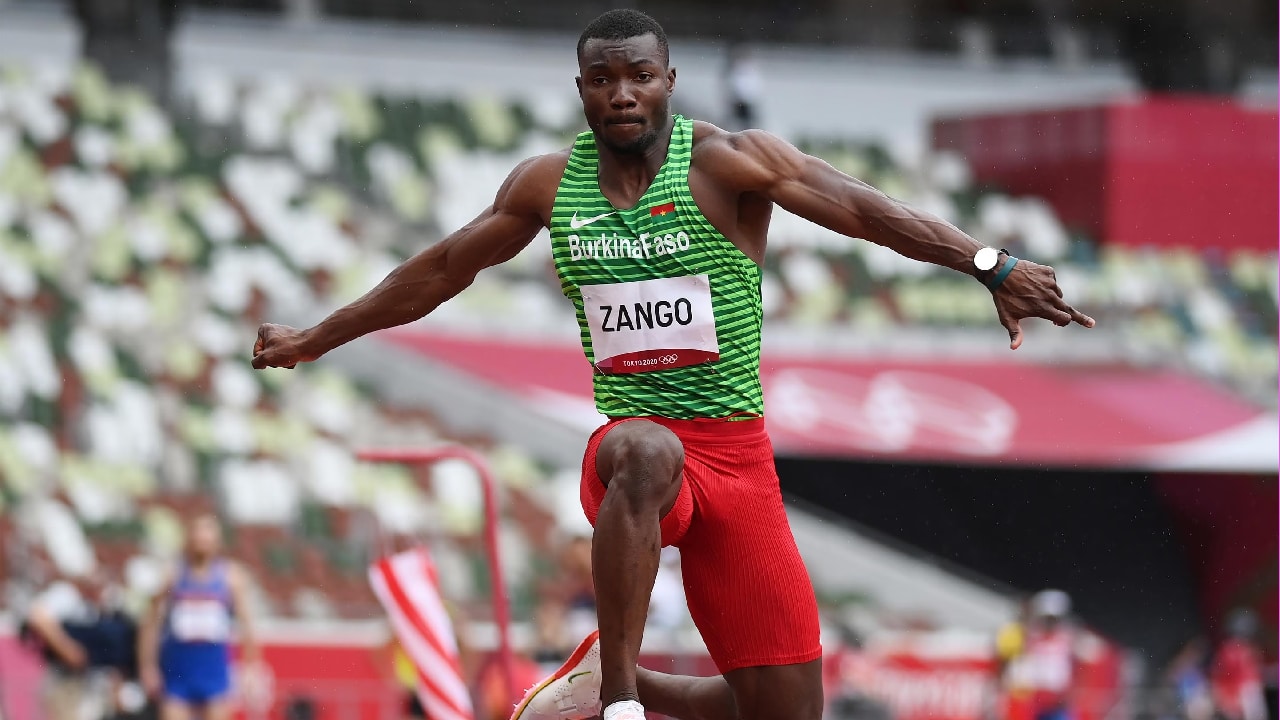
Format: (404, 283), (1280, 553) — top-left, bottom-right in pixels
(577, 9), (669, 63)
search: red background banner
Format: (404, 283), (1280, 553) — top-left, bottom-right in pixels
(932, 97), (1279, 252)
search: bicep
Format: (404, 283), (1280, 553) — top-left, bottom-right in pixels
(436, 205), (544, 279)
(431, 157), (550, 284)
(727, 130), (890, 240)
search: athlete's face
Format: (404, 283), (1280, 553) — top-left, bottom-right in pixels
(188, 516), (222, 560)
(576, 34), (676, 156)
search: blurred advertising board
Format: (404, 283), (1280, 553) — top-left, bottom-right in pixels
(933, 98), (1278, 252)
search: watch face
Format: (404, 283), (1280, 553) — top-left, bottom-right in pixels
(974, 247), (999, 271)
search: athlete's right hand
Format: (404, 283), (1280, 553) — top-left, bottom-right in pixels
(252, 323), (319, 370)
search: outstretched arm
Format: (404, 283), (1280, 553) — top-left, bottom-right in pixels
(714, 130), (1094, 349)
(253, 153), (562, 369)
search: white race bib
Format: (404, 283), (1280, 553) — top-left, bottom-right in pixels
(582, 275), (719, 374)
(171, 599), (232, 642)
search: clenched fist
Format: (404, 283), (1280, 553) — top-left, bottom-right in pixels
(252, 323), (319, 369)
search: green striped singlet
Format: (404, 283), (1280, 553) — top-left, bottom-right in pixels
(550, 115), (764, 419)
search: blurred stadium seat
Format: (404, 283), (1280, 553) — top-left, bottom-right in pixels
(0, 56), (1274, 632)
(0, 62), (583, 625)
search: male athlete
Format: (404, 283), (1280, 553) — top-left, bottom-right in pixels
(138, 515), (261, 720)
(252, 10), (1093, 720)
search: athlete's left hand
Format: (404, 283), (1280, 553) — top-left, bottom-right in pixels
(991, 258), (1094, 350)
(238, 660), (272, 710)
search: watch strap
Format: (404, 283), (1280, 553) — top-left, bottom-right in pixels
(986, 255), (1019, 291)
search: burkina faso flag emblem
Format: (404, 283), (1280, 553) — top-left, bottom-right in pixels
(649, 201), (676, 217)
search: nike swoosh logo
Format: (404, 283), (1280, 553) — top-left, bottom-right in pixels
(566, 672), (592, 684)
(569, 210), (616, 229)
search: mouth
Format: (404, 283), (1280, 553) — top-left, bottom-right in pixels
(608, 116), (645, 127)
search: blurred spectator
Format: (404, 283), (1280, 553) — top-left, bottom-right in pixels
(995, 594), (1119, 720)
(21, 571), (138, 720)
(136, 515), (261, 720)
(558, 535), (596, 640)
(723, 43), (763, 131)
(380, 635), (430, 720)
(824, 624), (893, 720)
(996, 597), (1035, 720)
(531, 599), (570, 668)
(1164, 637), (1213, 720)
(1210, 610), (1267, 720)
(532, 533), (597, 667)
(1021, 590), (1077, 720)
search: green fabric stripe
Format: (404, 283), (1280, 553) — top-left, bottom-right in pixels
(550, 116), (764, 420)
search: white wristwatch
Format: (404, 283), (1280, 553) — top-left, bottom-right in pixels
(974, 246), (1000, 272)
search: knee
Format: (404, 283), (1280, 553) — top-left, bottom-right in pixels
(598, 423), (684, 510)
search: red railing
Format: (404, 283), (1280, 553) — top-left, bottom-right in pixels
(356, 446), (520, 706)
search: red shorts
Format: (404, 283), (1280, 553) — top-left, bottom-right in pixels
(580, 416), (822, 674)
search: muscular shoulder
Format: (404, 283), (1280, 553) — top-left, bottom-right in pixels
(499, 149), (572, 222)
(689, 120), (740, 164)
(689, 121), (802, 193)
(516, 149), (572, 184)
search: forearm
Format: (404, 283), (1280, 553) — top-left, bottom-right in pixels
(137, 612), (160, 669)
(232, 569), (262, 663)
(30, 609), (83, 666)
(305, 247), (467, 357)
(238, 615), (262, 663)
(239, 632), (262, 663)
(746, 135), (989, 278)
(859, 193), (987, 279)
(777, 161), (990, 279)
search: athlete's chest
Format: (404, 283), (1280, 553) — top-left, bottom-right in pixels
(562, 195), (687, 246)
(561, 174), (758, 262)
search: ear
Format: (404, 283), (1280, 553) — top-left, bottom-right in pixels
(667, 67), (677, 96)
(575, 76), (584, 98)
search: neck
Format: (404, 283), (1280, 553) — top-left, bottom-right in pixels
(187, 555), (214, 570)
(596, 115), (674, 195)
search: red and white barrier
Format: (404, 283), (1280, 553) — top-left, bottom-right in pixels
(369, 549), (472, 720)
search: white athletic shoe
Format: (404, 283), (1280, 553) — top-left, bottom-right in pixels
(510, 630), (602, 720)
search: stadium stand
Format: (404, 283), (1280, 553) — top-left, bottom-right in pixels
(0, 57), (1274, 632)
(0, 62), (578, 626)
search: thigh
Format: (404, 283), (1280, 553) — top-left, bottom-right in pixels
(724, 660), (825, 720)
(162, 698), (194, 720)
(676, 436), (821, 674)
(202, 698), (234, 720)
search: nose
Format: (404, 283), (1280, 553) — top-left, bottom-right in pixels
(610, 81), (638, 109)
